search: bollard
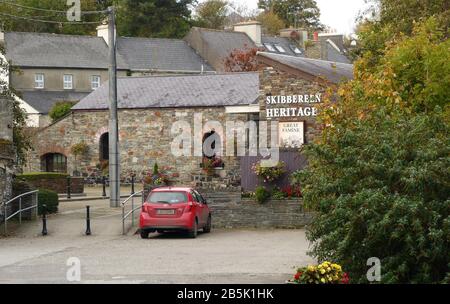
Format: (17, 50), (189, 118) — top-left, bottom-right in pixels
(131, 175), (135, 195)
(67, 176), (71, 199)
(41, 204), (47, 236)
(85, 205), (91, 235)
(102, 176), (107, 197)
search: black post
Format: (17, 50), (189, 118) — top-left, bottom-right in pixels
(102, 176), (107, 197)
(85, 205), (91, 236)
(131, 175), (135, 195)
(41, 204), (47, 236)
(67, 176), (71, 199)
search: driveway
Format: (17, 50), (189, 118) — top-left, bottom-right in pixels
(0, 199), (314, 284)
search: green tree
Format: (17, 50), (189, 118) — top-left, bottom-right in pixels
(49, 101), (75, 122)
(195, 0), (229, 30)
(300, 18), (450, 283)
(352, 0), (449, 68)
(256, 9), (285, 35)
(258, 0), (323, 30)
(116, 0), (194, 38)
(1, 46), (31, 166)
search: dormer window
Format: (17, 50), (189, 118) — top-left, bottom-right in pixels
(274, 44), (286, 53)
(290, 45), (303, 55)
(35, 73), (45, 89)
(63, 74), (73, 90)
(264, 43), (276, 52)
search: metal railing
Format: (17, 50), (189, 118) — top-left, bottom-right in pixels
(121, 190), (144, 235)
(2, 190), (39, 234)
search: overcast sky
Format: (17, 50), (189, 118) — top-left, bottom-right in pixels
(228, 0), (370, 35)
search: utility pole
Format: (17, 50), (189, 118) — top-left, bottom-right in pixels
(108, 6), (120, 208)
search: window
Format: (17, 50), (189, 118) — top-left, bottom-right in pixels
(148, 192), (188, 204)
(35, 74), (45, 89)
(91, 75), (101, 90)
(63, 74), (73, 89)
(264, 43), (276, 52)
(290, 45), (303, 55)
(40, 153), (67, 173)
(274, 44), (286, 53)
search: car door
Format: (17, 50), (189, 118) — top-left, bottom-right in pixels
(190, 191), (205, 226)
(194, 190), (209, 225)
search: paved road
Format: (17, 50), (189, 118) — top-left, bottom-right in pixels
(0, 199), (314, 284)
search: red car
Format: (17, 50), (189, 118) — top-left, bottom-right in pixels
(139, 187), (212, 239)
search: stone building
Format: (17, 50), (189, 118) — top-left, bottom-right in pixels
(25, 53), (353, 192)
(25, 73), (259, 189)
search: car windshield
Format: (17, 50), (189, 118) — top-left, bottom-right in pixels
(148, 191), (188, 204)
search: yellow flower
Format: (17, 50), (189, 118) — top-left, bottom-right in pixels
(320, 278), (326, 283)
(307, 265), (315, 272)
(320, 269), (326, 274)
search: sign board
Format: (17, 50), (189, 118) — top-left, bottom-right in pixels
(278, 121), (304, 149)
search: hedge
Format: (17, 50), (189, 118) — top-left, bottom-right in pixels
(17, 172), (69, 181)
(38, 189), (59, 215)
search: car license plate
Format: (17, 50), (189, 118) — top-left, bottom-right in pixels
(157, 209), (175, 215)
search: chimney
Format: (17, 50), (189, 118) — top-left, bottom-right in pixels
(97, 24), (110, 45)
(233, 21), (262, 46)
(313, 32), (319, 41)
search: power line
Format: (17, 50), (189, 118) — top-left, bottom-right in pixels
(0, 12), (104, 25)
(0, 0), (108, 15)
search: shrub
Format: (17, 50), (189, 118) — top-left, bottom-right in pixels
(255, 186), (270, 204)
(271, 187), (286, 199)
(49, 101), (75, 122)
(38, 189), (59, 215)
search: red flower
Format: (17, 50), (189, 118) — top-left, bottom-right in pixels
(294, 272), (302, 280)
(341, 273), (350, 284)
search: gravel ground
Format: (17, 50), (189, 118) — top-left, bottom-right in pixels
(0, 199), (314, 284)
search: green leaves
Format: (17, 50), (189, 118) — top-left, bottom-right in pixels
(302, 18), (449, 283)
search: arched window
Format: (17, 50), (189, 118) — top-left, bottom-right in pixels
(99, 133), (109, 161)
(40, 153), (67, 173)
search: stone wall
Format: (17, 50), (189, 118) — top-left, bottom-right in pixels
(202, 190), (313, 228)
(22, 176), (84, 194)
(258, 65), (325, 147)
(26, 107), (247, 189)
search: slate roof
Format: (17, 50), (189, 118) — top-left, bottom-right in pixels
(72, 73), (259, 110)
(325, 42), (351, 64)
(193, 28), (256, 60)
(117, 37), (214, 72)
(20, 90), (90, 114)
(4, 32), (128, 69)
(261, 36), (304, 57)
(257, 52), (353, 84)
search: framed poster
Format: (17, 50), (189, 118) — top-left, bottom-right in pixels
(278, 121), (304, 148)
